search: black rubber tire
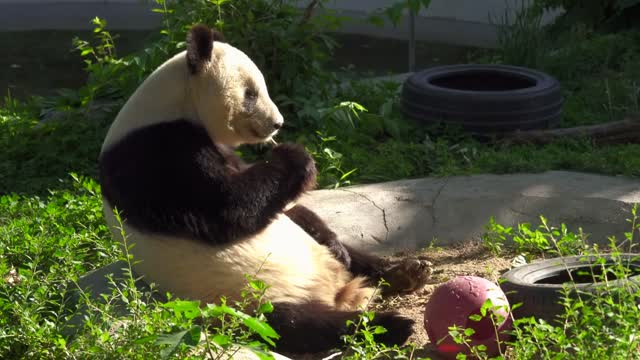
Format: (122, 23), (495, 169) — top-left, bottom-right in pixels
(400, 64), (563, 133)
(499, 254), (640, 324)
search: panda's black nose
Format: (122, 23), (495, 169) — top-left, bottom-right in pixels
(273, 121), (283, 130)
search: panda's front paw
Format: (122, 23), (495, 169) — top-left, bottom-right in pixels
(271, 143), (317, 192)
(380, 257), (433, 296)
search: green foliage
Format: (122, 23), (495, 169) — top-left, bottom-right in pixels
(482, 215), (590, 259)
(71, 17), (161, 110)
(506, 210), (640, 359)
(485, 3), (640, 126)
(0, 175), (117, 358)
(341, 311), (419, 360)
(446, 298), (510, 360)
(0, 106), (107, 195)
(491, 2), (548, 69)
(340, 280), (424, 360)
(368, 0), (433, 27)
(460, 207), (640, 359)
(152, 0), (342, 97)
(0, 182), (280, 359)
(4, 1), (640, 359)
(152, 279), (278, 360)
(534, 0), (640, 30)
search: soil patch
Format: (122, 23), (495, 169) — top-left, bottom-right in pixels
(292, 242), (513, 359)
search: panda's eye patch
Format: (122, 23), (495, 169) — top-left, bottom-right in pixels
(244, 88), (259, 100)
(243, 88), (259, 113)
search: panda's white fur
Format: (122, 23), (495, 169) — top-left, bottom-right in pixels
(99, 24), (416, 353)
(102, 210), (367, 308)
(102, 41), (281, 151)
(101, 29), (371, 310)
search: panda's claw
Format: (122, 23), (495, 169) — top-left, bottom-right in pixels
(380, 257), (434, 296)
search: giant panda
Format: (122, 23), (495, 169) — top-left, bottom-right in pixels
(98, 24), (433, 354)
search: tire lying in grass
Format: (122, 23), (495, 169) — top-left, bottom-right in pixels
(499, 254), (640, 324)
(400, 64), (563, 133)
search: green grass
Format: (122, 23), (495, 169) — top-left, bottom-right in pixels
(0, 176), (116, 357)
(0, 106), (108, 195)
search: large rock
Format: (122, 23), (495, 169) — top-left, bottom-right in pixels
(298, 171), (640, 254)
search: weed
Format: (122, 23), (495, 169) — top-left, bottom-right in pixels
(446, 298), (510, 360)
(0, 175), (117, 358)
(467, 206), (640, 359)
(482, 215), (590, 259)
(491, 1), (547, 69)
(0, 107), (107, 195)
(340, 280), (424, 360)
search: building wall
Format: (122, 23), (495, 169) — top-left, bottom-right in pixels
(0, 0), (560, 47)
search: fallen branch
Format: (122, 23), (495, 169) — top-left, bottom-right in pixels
(301, 0), (321, 25)
(498, 115), (640, 145)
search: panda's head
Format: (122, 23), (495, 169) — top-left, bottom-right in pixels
(186, 24), (283, 146)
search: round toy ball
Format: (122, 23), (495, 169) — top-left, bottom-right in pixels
(424, 276), (512, 359)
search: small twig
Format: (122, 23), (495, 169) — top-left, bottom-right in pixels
(301, 0), (320, 25)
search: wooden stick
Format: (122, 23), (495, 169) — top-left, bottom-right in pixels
(498, 115), (640, 145)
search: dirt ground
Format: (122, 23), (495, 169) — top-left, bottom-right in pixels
(294, 242), (514, 360)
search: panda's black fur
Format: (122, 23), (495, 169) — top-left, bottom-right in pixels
(100, 119), (317, 245)
(98, 24), (431, 354)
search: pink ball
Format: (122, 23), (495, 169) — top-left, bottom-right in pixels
(424, 276), (512, 359)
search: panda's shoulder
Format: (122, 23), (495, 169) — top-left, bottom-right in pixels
(100, 119), (231, 177)
(121, 119), (210, 149)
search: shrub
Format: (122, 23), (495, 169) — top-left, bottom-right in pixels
(471, 206), (640, 360)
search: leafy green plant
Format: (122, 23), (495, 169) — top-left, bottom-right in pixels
(0, 175), (117, 358)
(341, 310), (419, 360)
(534, 0), (640, 31)
(490, 2), (547, 69)
(368, 0), (433, 27)
(305, 132), (358, 189)
(475, 206), (640, 359)
(153, 279), (278, 360)
(481, 217), (511, 256)
(340, 280), (423, 360)
(509, 223), (640, 358)
(0, 106), (107, 195)
(152, 0), (341, 99)
(104, 210), (279, 360)
(482, 215), (590, 259)
(446, 298), (511, 360)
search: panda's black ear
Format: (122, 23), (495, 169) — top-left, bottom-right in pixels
(186, 24), (225, 74)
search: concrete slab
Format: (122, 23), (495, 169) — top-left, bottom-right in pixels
(298, 171), (640, 254)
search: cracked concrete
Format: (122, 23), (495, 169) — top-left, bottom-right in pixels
(298, 171), (640, 254)
(429, 176), (449, 236)
(338, 188), (390, 243)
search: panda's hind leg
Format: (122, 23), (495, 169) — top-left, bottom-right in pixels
(285, 204), (434, 296)
(284, 204), (351, 267)
(341, 244), (434, 296)
(265, 301), (413, 354)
